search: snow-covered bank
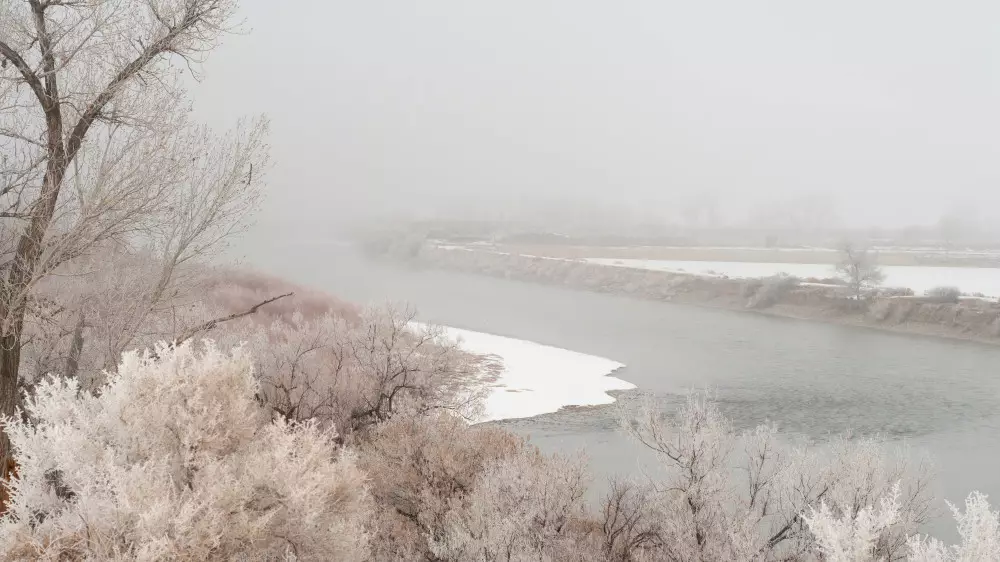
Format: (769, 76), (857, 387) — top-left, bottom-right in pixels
(417, 324), (634, 423)
(585, 258), (1000, 298)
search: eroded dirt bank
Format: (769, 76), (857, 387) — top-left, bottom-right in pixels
(411, 246), (1000, 345)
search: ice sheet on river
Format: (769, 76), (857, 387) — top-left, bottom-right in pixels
(415, 323), (634, 423)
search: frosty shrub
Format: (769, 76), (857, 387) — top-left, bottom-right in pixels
(619, 394), (933, 561)
(0, 342), (369, 561)
(907, 492), (1000, 561)
(803, 483), (902, 562)
(221, 304), (487, 438)
(806, 487), (1000, 561)
(746, 274), (801, 309)
(428, 447), (591, 561)
(360, 414), (595, 561)
(924, 286), (961, 304)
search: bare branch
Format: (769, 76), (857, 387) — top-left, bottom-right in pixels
(0, 40), (46, 106)
(173, 292), (292, 346)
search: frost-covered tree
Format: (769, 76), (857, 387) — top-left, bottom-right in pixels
(620, 394), (932, 561)
(0, 0), (268, 471)
(0, 341), (369, 560)
(836, 243), (886, 299)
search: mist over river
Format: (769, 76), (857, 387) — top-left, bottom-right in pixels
(250, 241), (1000, 539)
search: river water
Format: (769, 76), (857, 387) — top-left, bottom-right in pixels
(253, 241), (1000, 537)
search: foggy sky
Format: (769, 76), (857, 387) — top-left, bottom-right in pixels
(190, 1), (1000, 235)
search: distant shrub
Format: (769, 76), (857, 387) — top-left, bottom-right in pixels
(878, 286), (915, 298)
(925, 286), (961, 303)
(803, 276), (847, 286)
(202, 268), (358, 322)
(869, 298), (894, 322)
(740, 278), (764, 299)
(746, 274), (800, 309)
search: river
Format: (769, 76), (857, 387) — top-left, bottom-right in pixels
(251, 240), (1000, 538)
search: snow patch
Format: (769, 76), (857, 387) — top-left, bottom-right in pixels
(414, 323), (634, 423)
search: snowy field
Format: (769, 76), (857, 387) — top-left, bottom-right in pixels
(417, 324), (634, 423)
(585, 258), (1000, 297)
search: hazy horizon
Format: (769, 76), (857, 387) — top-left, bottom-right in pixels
(189, 1), (1000, 238)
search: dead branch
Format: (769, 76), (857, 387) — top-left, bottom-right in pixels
(174, 292), (292, 346)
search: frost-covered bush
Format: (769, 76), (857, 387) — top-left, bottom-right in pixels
(877, 287), (915, 298)
(806, 488), (1000, 561)
(620, 395), (933, 561)
(360, 414), (594, 561)
(925, 286), (961, 304)
(218, 304), (486, 438)
(0, 342), (369, 561)
(746, 274), (801, 309)
(428, 448), (591, 562)
(19, 266), (360, 397)
(869, 298), (894, 322)
(908, 492), (1000, 561)
(803, 483), (902, 562)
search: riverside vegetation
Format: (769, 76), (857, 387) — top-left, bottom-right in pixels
(399, 244), (1000, 346)
(1, 0), (999, 559)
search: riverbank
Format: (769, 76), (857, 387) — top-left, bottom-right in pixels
(492, 243), (1000, 268)
(409, 245), (1000, 346)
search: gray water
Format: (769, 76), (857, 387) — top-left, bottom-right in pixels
(253, 241), (1000, 537)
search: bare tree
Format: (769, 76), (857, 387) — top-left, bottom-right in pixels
(0, 0), (263, 471)
(213, 303), (487, 437)
(836, 242), (886, 299)
(600, 479), (664, 561)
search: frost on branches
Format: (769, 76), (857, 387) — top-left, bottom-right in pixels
(0, 342), (369, 561)
(907, 492), (1000, 561)
(804, 487), (1000, 561)
(803, 483), (902, 562)
(620, 394), (934, 561)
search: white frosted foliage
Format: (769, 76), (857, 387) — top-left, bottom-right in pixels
(0, 341), (369, 560)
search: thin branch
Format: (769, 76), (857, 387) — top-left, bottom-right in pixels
(173, 292), (292, 346)
(65, 7), (210, 163)
(0, 41), (46, 106)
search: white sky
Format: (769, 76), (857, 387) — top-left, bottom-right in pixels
(189, 1), (1000, 233)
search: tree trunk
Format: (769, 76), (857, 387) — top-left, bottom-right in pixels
(65, 313), (86, 379)
(0, 332), (22, 493)
(0, 139), (67, 484)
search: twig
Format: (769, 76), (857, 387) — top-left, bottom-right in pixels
(173, 292), (293, 346)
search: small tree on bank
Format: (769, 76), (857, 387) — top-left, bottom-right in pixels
(836, 243), (885, 300)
